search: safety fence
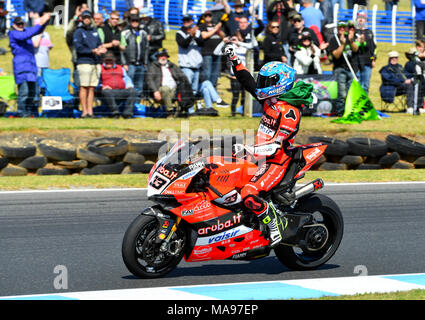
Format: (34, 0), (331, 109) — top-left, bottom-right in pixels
(4, 0), (419, 44)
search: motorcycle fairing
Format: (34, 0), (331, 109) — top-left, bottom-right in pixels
(293, 143), (327, 180)
(185, 225), (270, 262)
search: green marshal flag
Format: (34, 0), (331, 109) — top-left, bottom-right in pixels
(331, 79), (381, 124)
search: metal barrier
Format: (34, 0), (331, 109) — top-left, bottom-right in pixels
(4, 0), (418, 44)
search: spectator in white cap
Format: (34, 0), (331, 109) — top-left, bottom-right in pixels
(379, 50), (413, 106)
(355, 10), (376, 94)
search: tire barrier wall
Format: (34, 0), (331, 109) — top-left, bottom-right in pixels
(1, 135), (425, 176)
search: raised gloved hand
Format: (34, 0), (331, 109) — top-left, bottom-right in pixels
(222, 43), (237, 59)
(232, 144), (254, 159)
(222, 43), (242, 66)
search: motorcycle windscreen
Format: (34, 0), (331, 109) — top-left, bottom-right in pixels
(147, 139), (200, 197)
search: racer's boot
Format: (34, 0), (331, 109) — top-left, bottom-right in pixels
(258, 203), (287, 248)
(243, 195), (287, 248)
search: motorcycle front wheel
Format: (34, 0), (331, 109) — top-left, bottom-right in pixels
(274, 194), (344, 270)
(122, 214), (187, 278)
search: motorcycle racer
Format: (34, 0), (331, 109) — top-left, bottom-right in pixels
(223, 44), (314, 248)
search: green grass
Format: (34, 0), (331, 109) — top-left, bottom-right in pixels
(1, 169), (424, 191)
(314, 289), (425, 300)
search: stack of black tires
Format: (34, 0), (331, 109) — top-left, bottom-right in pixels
(0, 138), (168, 176)
(309, 135), (425, 170)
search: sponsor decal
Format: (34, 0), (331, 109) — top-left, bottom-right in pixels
(258, 124), (275, 137)
(284, 109), (297, 121)
(305, 147), (322, 162)
(193, 247), (212, 257)
(189, 161), (205, 171)
(207, 229), (240, 244)
(250, 162), (270, 183)
(195, 225), (253, 246)
(181, 209), (194, 216)
(193, 200), (212, 214)
(313, 179), (323, 191)
(231, 252), (247, 260)
(179, 170), (198, 180)
(198, 213), (242, 235)
(157, 165), (178, 181)
(261, 114), (277, 127)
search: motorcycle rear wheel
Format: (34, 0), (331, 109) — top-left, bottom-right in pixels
(275, 194), (344, 270)
(122, 214), (186, 278)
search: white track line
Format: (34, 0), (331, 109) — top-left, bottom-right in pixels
(0, 181), (424, 194)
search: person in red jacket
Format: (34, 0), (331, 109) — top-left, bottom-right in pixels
(100, 52), (139, 118)
(223, 44), (314, 247)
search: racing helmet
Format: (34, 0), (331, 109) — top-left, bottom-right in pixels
(255, 62), (296, 100)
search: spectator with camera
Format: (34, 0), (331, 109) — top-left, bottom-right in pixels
(121, 14), (150, 96)
(355, 10), (376, 94)
(293, 31), (322, 75)
(328, 21), (359, 116)
(288, 14), (320, 64)
(176, 14), (204, 95)
(215, 16), (258, 116)
(9, 13), (50, 117)
(199, 10), (226, 87)
(267, 0), (297, 63)
(100, 52), (139, 118)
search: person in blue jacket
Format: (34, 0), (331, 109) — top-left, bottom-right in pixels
(73, 10), (106, 118)
(379, 51), (413, 104)
(415, 0), (425, 41)
(9, 13), (50, 117)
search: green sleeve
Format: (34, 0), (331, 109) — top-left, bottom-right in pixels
(97, 28), (105, 43)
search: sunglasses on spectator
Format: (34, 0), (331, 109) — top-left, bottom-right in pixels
(293, 19), (302, 23)
(271, 25), (279, 29)
(110, 17), (119, 20)
(204, 14), (212, 17)
(16, 22), (24, 26)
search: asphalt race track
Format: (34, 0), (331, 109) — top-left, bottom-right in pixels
(0, 183), (424, 297)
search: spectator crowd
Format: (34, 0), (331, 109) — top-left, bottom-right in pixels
(4, 0), (425, 118)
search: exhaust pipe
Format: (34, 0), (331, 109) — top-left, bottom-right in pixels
(295, 178), (324, 199)
(274, 178), (324, 205)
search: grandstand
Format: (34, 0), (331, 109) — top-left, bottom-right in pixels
(4, 0), (418, 44)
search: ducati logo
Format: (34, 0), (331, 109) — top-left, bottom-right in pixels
(284, 109), (297, 121)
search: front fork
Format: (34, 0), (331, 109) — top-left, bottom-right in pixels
(156, 217), (182, 255)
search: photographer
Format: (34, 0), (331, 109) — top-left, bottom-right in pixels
(293, 31), (322, 75)
(267, 0), (297, 62)
(355, 10), (376, 94)
(176, 14), (204, 95)
(328, 21), (359, 116)
(199, 10), (226, 87)
(215, 16), (259, 115)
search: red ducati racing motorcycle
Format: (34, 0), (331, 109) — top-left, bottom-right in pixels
(122, 139), (344, 278)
